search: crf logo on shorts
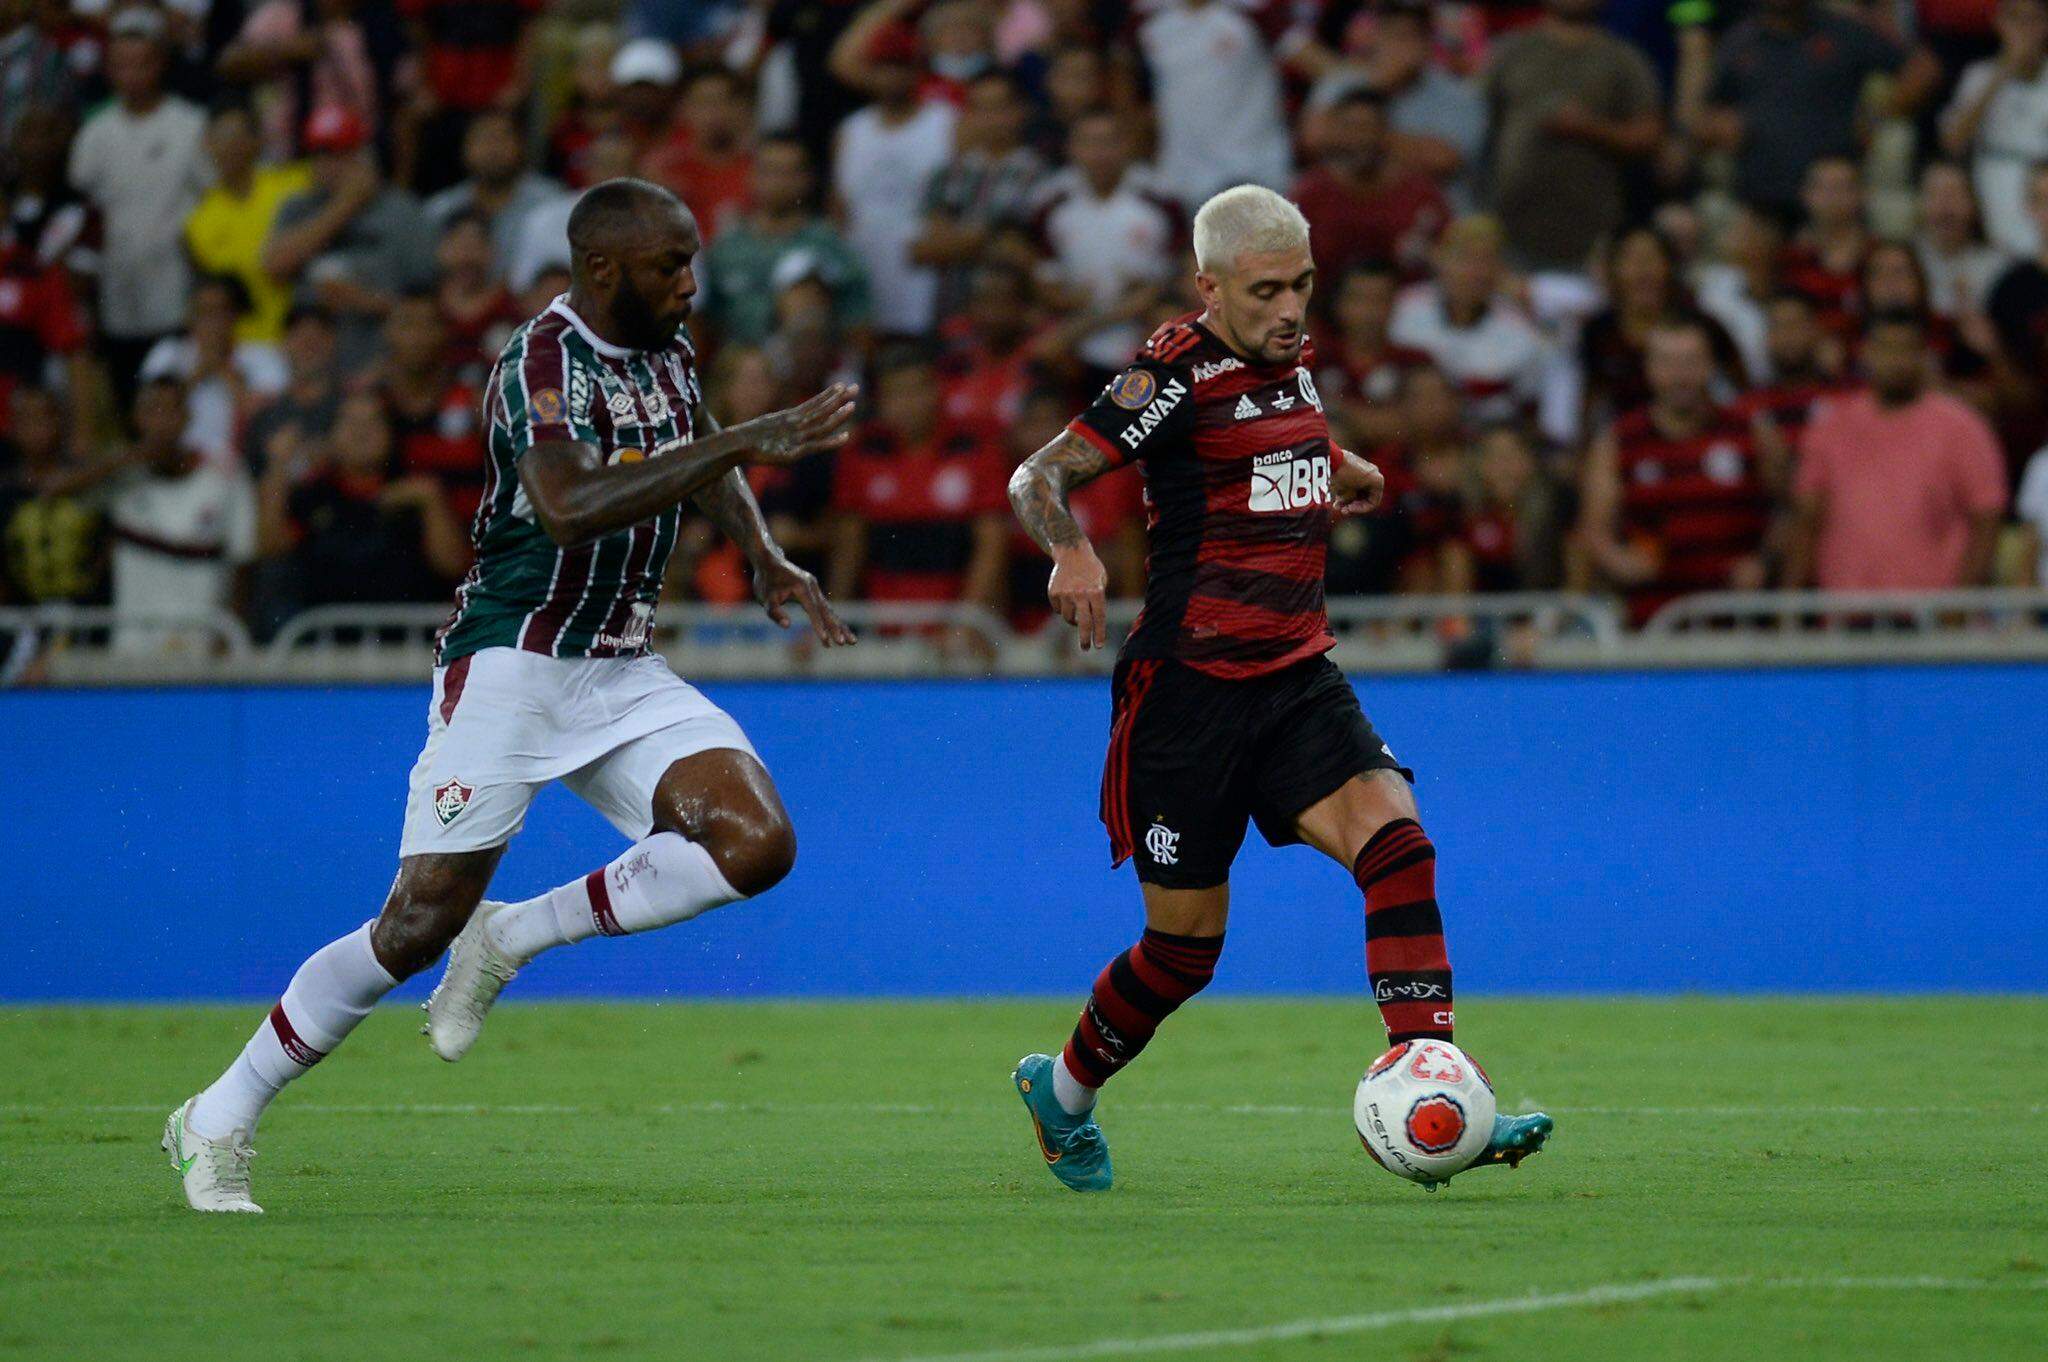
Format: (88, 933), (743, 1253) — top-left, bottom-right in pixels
(1248, 450), (1330, 512)
(1144, 822), (1180, 864)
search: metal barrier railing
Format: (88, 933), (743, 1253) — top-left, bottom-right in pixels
(5, 589), (2046, 686)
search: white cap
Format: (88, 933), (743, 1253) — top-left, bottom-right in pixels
(609, 38), (681, 89)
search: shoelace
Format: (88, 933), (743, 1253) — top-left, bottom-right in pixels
(201, 1139), (256, 1197)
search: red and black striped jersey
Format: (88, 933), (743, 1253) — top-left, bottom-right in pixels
(1612, 403), (1770, 625)
(1066, 312), (1336, 680)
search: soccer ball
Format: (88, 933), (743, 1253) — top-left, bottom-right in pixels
(1353, 1039), (1496, 1187)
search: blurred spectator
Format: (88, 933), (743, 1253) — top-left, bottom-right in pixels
(242, 304), (343, 480)
(68, 6), (211, 398)
(1479, 0), (1662, 275)
(1316, 260), (1431, 451)
(264, 107), (436, 370)
(1578, 317), (1775, 624)
(1296, 1), (1486, 211)
(0, 176), (94, 455)
(700, 135), (869, 347)
(1789, 310), (2007, 589)
(396, 0), (539, 193)
(185, 104), (312, 345)
(1734, 293), (1848, 444)
(610, 36), (684, 167)
(1036, 43), (1143, 152)
(377, 292), (484, 522)
(0, 386), (101, 607)
(1332, 361), (1469, 596)
(140, 274), (287, 470)
(218, 0), (392, 166)
(1700, 0), (1937, 215)
(1694, 203), (1788, 381)
(912, 70), (1045, 319)
(433, 210), (518, 375)
(1138, 0), (1292, 207)
(511, 131), (635, 294)
(1293, 89), (1449, 284)
(2017, 437), (2048, 582)
(101, 377), (257, 654)
(692, 344), (834, 593)
(1915, 158), (2014, 318)
(257, 387), (468, 607)
(827, 344), (1008, 610)
(1577, 226), (1746, 434)
(1982, 162), (2048, 452)
(641, 64), (755, 242)
(937, 259), (1043, 437)
(1940, 0), (2048, 256)
(1779, 156), (1873, 342)
(1448, 424), (1565, 593)
(0, 3), (77, 143)
(6, 104), (95, 277)
(1389, 216), (1552, 432)
(546, 23), (622, 189)
(830, 21), (957, 337)
(1857, 239), (1992, 390)
(424, 109), (567, 279)
(763, 261), (864, 402)
(1029, 109), (1182, 382)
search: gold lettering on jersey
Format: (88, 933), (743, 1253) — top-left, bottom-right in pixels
(1117, 378), (1189, 450)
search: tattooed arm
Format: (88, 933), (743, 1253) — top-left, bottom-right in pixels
(689, 402), (856, 646)
(1008, 429), (1119, 651)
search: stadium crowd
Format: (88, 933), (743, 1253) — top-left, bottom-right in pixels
(5, 0), (2048, 655)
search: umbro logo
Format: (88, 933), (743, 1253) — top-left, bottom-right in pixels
(1233, 394), (1261, 421)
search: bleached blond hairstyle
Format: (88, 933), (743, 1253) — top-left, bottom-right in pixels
(1192, 185), (1312, 277)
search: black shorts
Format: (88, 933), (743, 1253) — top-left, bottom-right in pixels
(1100, 655), (1413, 889)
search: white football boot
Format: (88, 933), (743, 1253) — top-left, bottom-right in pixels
(422, 900), (517, 1062)
(162, 1097), (261, 1213)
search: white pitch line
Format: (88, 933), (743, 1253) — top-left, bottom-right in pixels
(2, 1100), (2045, 1118)
(854, 1276), (2048, 1362)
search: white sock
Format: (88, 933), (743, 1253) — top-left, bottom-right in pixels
(188, 922), (396, 1140)
(486, 832), (744, 965)
(1052, 1052), (1098, 1116)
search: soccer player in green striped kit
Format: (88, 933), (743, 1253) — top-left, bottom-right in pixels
(164, 179), (859, 1213)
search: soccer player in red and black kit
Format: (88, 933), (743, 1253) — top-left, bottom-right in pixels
(1004, 186), (1554, 1192)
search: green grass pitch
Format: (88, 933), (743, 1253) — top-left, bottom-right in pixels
(3, 999), (2044, 1362)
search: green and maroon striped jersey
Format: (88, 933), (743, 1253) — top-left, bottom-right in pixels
(436, 297), (702, 665)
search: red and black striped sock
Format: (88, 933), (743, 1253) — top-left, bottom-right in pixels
(1355, 818), (1455, 1044)
(1060, 928), (1223, 1089)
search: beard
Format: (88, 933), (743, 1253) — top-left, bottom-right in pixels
(612, 281), (685, 350)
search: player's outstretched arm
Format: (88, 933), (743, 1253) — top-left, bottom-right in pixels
(1008, 429), (1116, 651)
(519, 384), (858, 548)
(690, 404), (856, 647)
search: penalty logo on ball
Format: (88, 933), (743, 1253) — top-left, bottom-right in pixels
(1404, 1093), (1467, 1155)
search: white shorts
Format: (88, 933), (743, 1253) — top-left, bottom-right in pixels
(398, 647), (760, 857)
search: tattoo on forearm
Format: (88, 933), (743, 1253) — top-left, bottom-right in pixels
(1008, 431), (1114, 556)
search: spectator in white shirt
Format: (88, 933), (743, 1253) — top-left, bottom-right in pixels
(1389, 216), (1554, 432)
(1028, 109), (1185, 378)
(828, 21), (956, 336)
(140, 275), (288, 472)
(1138, 0), (1292, 208)
(2017, 441), (2048, 583)
(1916, 159), (2015, 320)
(1941, 0), (2048, 256)
(66, 6), (212, 399)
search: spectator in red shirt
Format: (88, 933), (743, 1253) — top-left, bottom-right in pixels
(1577, 225), (1747, 435)
(1778, 155), (1871, 342)
(376, 292), (485, 523)
(1447, 424), (1566, 593)
(827, 344), (1009, 612)
(1003, 385), (1145, 629)
(0, 199), (93, 455)
(937, 260), (1045, 439)
(396, 0), (541, 193)
(433, 209), (517, 376)
(1316, 259), (1431, 450)
(640, 65), (754, 243)
(1735, 292), (1850, 445)
(1788, 309), (2008, 590)
(1293, 88), (1449, 282)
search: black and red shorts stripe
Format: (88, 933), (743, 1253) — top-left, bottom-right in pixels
(1100, 655), (1412, 889)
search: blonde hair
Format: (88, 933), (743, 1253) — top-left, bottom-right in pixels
(1192, 184), (1311, 276)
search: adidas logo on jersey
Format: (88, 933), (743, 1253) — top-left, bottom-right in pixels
(1233, 394), (1261, 421)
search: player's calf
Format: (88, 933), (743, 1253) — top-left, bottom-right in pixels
(1354, 818), (1454, 1044)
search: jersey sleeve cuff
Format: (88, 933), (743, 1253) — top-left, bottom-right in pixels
(1065, 419), (1126, 466)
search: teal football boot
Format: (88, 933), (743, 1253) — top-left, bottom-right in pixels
(1012, 1054), (1113, 1192)
(1466, 1111), (1555, 1172)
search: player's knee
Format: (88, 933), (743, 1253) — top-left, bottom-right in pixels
(705, 809), (796, 898)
